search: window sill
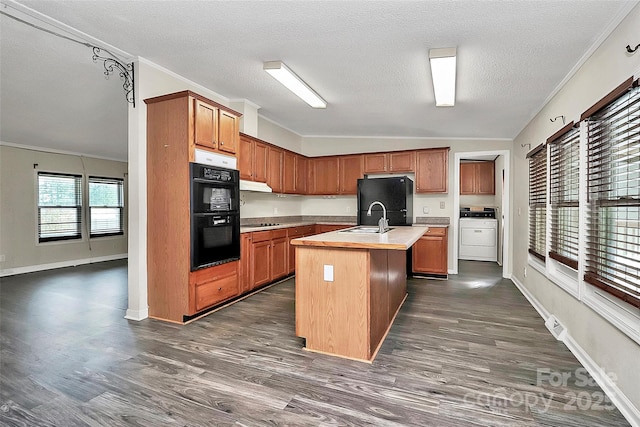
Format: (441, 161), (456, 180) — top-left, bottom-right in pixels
(528, 255), (546, 276)
(582, 285), (640, 345)
(547, 258), (580, 300)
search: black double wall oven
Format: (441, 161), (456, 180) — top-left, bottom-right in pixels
(190, 163), (240, 271)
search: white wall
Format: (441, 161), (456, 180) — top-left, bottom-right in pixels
(257, 116), (303, 153)
(512, 3), (640, 419)
(0, 145), (128, 276)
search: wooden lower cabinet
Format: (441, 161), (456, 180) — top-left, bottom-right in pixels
(240, 233), (252, 293)
(250, 232), (272, 289)
(270, 229), (288, 281)
(412, 227), (448, 275)
(190, 261), (239, 313)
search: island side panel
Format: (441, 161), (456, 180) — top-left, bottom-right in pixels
(369, 249), (389, 356)
(295, 246), (370, 360)
(387, 249), (407, 322)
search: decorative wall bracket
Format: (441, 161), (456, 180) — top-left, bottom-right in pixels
(91, 47), (135, 107)
(626, 44), (640, 54)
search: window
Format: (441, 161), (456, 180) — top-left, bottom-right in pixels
(548, 123), (580, 269)
(37, 172), (82, 242)
(89, 177), (124, 237)
(583, 79), (640, 309)
(527, 144), (547, 261)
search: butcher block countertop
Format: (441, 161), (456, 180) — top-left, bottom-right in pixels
(290, 225), (429, 250)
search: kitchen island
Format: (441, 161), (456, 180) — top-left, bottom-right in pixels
(291, 225), (428, 362)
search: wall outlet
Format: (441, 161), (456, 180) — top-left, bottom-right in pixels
(524, 267), (527, 277)
(439, 201), (445, 209)
(518, 208), (521, 216)
(347, 206), (351, 213)
(422, 206), (429, 214)
(274, 207), (278, 215)
(0, 255), (5, 262)
(323, 265), (334, 282)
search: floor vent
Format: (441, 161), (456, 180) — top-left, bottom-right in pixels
(545, 315), (567, 341)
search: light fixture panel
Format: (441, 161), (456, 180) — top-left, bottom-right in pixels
(264, 61), (327, 108)
(429, 47), (457, 107)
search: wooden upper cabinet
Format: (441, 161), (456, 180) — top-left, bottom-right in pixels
(295, 155), (308, 194)
(460, 161), (495, 195)
(238, 134), (253, 180)
(238, 134), (268, 183)
(218, 110), (239, 154)
(363, 153), (387, 173)
(389, 151), (415, 172)
(194, 99), (218, 149)
(416, 148), (449, 193)
(363, 151), (415, 174)
(460, 162), (476, 195)
(283, 151), (296, 194)
(267, 146), (283, 193)
(309, 157), (339, 195)
(339, 155), (364, 194)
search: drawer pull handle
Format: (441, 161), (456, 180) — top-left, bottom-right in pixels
(474, 230), (482, 233)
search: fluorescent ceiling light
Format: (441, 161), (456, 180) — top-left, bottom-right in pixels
(429, 47), (457, 107)
(264, 61), (327, 108)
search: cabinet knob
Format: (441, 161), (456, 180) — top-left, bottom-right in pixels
(220, 141), (224, 145)
(218, 287), (222, 291)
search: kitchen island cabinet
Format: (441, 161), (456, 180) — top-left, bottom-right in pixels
(291, 226), (427, 362)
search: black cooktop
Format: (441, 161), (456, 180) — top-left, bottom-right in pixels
(460, 208), (496, 218)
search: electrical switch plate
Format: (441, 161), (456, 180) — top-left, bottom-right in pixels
(323, 265), (334, 282)
(423, 206), (429, 214)
(440, 201), (445, 209)
(0, 255), (5, 262)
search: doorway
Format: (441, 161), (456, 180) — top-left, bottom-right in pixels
(452, 150), (510, 278)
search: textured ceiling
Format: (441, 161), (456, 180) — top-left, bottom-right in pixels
(0, 0), (636, 161)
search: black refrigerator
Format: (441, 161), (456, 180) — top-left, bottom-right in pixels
(357, 176), (413, 226)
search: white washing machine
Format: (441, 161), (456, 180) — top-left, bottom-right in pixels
(459, 218), (498, 262)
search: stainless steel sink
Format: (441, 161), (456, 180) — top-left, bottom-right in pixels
(338, 226), (393, 234)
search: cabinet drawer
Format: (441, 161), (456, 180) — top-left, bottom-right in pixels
(271, 228), (287, 239)
(424, 227), (447, 236)
(195, 273), (239, 311)
(287, 227), (304, 238)
(252, 230), (272, 242)
(300, 225), (316, 235)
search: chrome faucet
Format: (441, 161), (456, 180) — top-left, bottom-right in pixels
(367, 201), (389, 233)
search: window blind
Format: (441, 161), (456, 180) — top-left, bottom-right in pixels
(528, 144), (547, 261)
(548, 123), (580, 269)
(38, 172), (82, 242)
(89, 177), (124, 237)
(584, 80), (640, 309)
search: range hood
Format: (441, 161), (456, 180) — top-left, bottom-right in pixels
(240, 179), (272, 192)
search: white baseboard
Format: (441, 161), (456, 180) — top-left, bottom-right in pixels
(125, 307), (149, 321)
(0, 253), (128, 277)
(511, 276), (640, 427)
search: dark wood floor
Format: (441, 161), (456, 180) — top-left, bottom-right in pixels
(0, 260), (630, 426)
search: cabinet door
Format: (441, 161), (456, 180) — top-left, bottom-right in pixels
(251, 240), (271, 288)
(339, 155), (364, 194)
(267, 146), (283, 193)
(459, 162), (476, 195)
(253, 141), (268, 183)
(295, 155), (308, 194)
(240, 233), (252, 293)
(238, 135), (254, 181)
(310, 157), (339, 194)
(271, 237), (288, 280)
(412, 228), (448, 275)
(389, 151), (415, 172)
(218, 110), (238, 154)
(363, 153), (387, 173)
(416, 149), (449, 193)
(194, 99), (218, 149)
(283, 151), (296, 194)
(476, 161), (495, 195)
